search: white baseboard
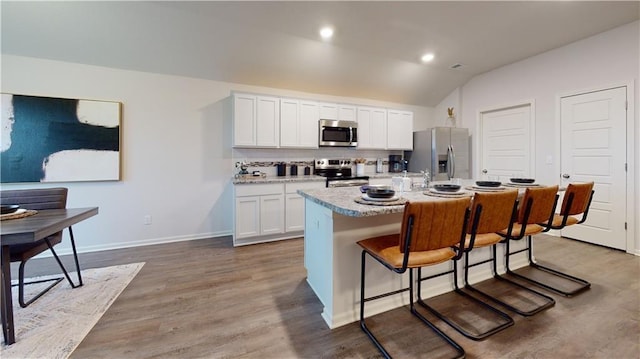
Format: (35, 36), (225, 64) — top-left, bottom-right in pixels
(38, 231), (233, 258)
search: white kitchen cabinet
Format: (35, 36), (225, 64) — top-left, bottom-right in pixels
(338, 104), (357, 121)
(234, 183), (284, 244)
(233, 93), (280, 148)
(357, 106), (387, 149)
(233, 94), (257, 147)
(319, 102), (338, 120)
(280, 99), (319, 148)
(387, 110), (414, 150)
(285, 181), (325, 232)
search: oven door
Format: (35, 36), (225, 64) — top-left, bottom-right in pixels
(319, 120), (358, 147)
(326, 177), (369, 188)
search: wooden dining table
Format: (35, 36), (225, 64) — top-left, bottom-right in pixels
(1, 207), (98, 345)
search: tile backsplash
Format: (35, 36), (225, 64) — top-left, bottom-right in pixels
(232, 148), (403, 176)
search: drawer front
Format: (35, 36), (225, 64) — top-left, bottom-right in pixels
(285, 181), (325, 193)
(235, 183), (284, 197)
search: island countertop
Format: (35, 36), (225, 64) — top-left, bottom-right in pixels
(297, 186), (455, 217)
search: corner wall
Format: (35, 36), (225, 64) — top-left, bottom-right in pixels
(1, 55), (432, 254)
(455, 21), (639, 254)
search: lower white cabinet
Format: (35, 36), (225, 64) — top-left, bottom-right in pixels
(234, 183), (284, 245)
(234, 181), (324, 246)
(285, 181), (325, 232)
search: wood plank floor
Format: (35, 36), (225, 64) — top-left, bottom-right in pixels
(15, 234), (640, 358)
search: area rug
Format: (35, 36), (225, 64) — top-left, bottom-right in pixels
(1, 262), (144, 359)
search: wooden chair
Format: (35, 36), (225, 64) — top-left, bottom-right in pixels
(0, 187), (83, 307)
(357, 198), (470, 359)
(417, 190), (518, 340)
(512, 182), (594, 296)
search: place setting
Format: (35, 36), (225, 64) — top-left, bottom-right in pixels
(503, 177), (542, 188)
(354, 185), (408, 206)
(424, 183), (473, 198)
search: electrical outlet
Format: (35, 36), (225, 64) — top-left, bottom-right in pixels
(144, 215), (152, 225)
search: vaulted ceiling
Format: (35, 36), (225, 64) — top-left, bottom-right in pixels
(2, 1), (638, 107)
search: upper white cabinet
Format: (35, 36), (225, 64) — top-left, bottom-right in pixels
(233, 94), (257, 147)
(233, 92), (412, 149)
(387, 110), (414, 150)
(357, 107), (387, 149)
(338, 104), (356, 121)
(318, 102), (356, 121)
(318, 102), (338, 120)
(280, 99), (319, 148)
(233, 94), (280, 148)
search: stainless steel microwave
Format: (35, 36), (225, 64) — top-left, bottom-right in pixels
(319, 119), (358, 147)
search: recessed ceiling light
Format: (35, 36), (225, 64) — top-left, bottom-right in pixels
(421, 53), (435, 63)
(320, 27), (334, 40)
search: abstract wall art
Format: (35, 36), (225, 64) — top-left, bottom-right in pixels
(1, 94), (121, 183)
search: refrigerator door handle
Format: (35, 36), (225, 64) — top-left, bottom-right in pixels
(448, 145), (456, 179)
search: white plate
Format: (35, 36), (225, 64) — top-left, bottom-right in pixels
(470, 185), (506, 191)
(361, 193), (399, 202)
(428, 188), (467, 195)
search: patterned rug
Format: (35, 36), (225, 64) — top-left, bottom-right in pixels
(1, 263), (144, 358)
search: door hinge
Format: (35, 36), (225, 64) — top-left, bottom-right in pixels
(625, 163), (628, 172)
(625, 222), (627, 230)
(625, 100), (628, 110)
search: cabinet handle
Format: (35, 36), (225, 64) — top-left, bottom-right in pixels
(482, 169), (488, 174)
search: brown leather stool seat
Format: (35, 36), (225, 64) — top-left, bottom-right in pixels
(357, 198), (470, 359)
(508, 182), (594, 296)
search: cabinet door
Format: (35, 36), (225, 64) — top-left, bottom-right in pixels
(387, 110), (413, 150)
(256, 96), (280, 147)
(356, 107), (373, 148)
(370, 108), (387, 149)
(233, 94), (256, 147)
(285, 193), (305, 232)
(260, 194), (285, 235)
(338, 105), (356, 121)
(357, 107), (386, 149)
(318, 102), (338, 120)
(235, 196), (260, 239)
(299, 100), (319, 148)
(280, 98), (299, 147)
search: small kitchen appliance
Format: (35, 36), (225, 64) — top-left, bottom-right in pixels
(276, 163), (286, 176)
(388, 155), (404, 173)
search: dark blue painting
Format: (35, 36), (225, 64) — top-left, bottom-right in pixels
(1, 94), (121, 183)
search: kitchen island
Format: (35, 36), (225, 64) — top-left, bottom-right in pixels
(298, 186), (530, 329)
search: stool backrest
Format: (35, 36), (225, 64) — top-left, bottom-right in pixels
(518, 186), (559, 225)
(560, 182), (594, 216)
(468, 190), (518, 234)
(0, 187), (68, 210)
(399, 198), (471, 253)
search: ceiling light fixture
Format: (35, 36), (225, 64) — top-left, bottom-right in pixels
(421, 53), (435, 63)
(320, 27), (334, 40)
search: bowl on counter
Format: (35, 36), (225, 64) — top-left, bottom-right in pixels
(364, 185), (396, 199)
(475, 181), (502, 187)
(510, 178), (535, 184)
(432, 184), (461, 192)
(1, 204), (20, 214)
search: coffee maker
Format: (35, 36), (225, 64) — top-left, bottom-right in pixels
(388, 155), (404, 173)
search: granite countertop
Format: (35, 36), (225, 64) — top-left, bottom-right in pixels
(368, 172), (423, 179)
(233, 175), (326, 185)
(297, 186), (454, 217)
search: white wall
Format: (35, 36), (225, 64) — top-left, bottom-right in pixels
(453, 21), (639, 253)
(1, 54), (432, 254)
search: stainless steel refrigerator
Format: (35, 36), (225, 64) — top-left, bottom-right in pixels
(405, 127), (470, 181)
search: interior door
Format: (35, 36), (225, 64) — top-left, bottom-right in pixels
(480, 104), (533, 182)
(560, 87), (627, 250)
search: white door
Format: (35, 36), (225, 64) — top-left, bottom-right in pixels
(479, 104), (533, 182)
(560, 87), (627, 250)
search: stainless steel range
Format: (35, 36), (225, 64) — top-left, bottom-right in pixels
(314, 158), (369, 187)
